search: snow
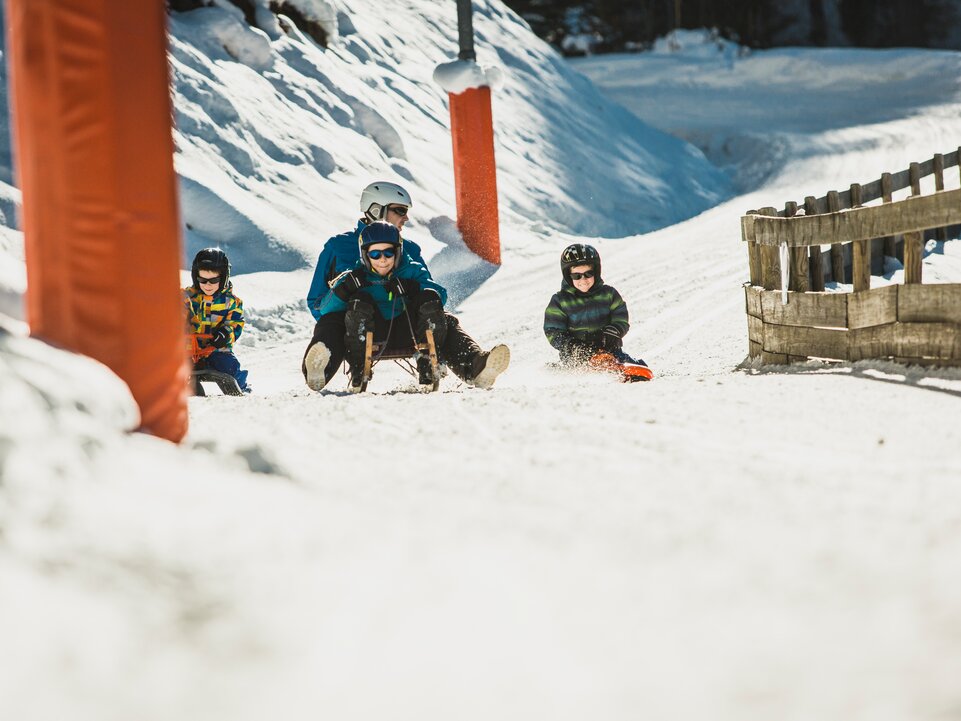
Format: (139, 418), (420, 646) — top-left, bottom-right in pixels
(433, 58), (504, 94)
(3, 5), (961, 721)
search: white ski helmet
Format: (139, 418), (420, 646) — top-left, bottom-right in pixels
(359, 181), (412, 221)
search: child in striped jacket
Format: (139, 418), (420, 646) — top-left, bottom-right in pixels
(184, 248), (250, 392)
(543, 243), (647, 369)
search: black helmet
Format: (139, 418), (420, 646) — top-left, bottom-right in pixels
(191, 247), (230, 292)
(560, 243), (601, 285)
(358, 221), (403, 270)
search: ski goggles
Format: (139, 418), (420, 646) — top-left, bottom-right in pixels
(197, 276), (222, 285)
(569, 270), (595, 280)
(367, 248), (397, 260)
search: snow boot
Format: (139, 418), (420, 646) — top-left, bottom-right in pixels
(416, 354), (436, 387)
(304, 342), (331, 391)
(469, 344), (510, 389)
(344, 298), (375, 392)
(347, 364), (366, 393)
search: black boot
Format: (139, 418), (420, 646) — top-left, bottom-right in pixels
(416, 354), (435, 386)
(344, 297), (375, 390)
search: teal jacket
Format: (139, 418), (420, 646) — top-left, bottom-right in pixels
(317, 254), (447, 320)
(306, 220), (427, 321)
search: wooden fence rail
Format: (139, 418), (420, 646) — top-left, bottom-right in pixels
(741, 147), (961, 367)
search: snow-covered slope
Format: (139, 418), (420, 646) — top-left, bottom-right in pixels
(3, 10), (961, 721)
(168, 0), (728, 278)
(573, 29), (961, 193)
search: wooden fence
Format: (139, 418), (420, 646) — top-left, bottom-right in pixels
(741, 148), (961, 366)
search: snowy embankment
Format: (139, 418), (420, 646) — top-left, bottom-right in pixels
(3, 9), (961, 721)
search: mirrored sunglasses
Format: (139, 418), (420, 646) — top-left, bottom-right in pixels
(198, 275), (222, 285)
(569, 270), (595, 280)
(367, 248), (396, 260)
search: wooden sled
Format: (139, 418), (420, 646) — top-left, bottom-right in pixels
(190, 369), (244, 396)
(352, 327), (440, 393)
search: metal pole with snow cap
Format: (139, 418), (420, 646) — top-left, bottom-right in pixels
(433, 0), (502, 265)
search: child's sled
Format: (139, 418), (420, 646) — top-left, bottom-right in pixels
(190, 369), (244, 396)
(588, 351), (654, 382)
(352, 327), (441, 393)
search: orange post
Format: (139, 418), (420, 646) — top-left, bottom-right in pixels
(6, 0), (189, 442)
(449, 86), (501, 265)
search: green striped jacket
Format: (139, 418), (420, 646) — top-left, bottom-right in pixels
(544, 280), (629, 351)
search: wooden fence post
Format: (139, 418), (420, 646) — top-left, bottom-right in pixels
(850, 183), (870, 292)
(881, 172), (896, 259)
(758, 206), (780, 290)
(904, 162), (923, 284)
(785, 201), (808, 292)
(827, 190), (845, 283)
(805, 195), (824, 291)
(934, 153), (947, 242)
(746, 210), (762, 286)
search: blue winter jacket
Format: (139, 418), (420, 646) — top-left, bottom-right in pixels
(317, 254), (447, 320)
(306, 220), (427, 320)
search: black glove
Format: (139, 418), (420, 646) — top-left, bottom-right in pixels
(601, 325), (622, 351)
(387, 276), (420, 298)
(333, 268), (368, 301)
(211, 323), (233, 348)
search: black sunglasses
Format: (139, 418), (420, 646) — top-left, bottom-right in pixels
(569, 270), (595, 280)
(387, 205), (409, 216)
(367, 248), (397, 260)
(197, 275), (222, 285)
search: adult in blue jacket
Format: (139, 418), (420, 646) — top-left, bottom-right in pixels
(303, 181), (509, 390)
(306, 182), (427, 320)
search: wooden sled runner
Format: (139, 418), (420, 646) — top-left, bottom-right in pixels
(190, 369), (244, 396)
(353, 327), (441, 393)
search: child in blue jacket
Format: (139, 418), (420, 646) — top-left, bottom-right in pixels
(304, 221), (452, 392)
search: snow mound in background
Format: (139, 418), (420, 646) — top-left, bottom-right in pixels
(166, 0), (729, 279)
(652, 28), (747, 60)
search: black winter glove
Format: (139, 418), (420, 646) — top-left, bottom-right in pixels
(332, 268), (368, 302)
(601, 325), (622, 351)
(387, 276), (420, 298)
(211, 323), (233, 348)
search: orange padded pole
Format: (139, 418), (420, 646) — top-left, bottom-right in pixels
(449, 86), (501, 265)
(6, 0), (188, 442)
